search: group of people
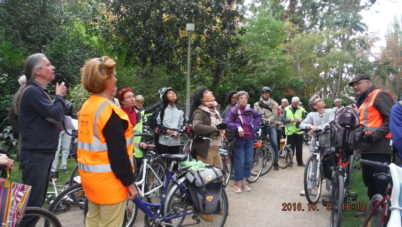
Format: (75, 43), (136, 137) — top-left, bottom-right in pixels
(7, 52), (402, 226)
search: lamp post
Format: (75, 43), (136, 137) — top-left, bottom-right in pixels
(185, 23), (195, 121)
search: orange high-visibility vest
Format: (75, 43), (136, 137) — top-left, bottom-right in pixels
(77, 95), (134, 204)
(359, 89), (391, 139)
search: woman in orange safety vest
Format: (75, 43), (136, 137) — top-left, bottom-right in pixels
(78, 56), (138, 227)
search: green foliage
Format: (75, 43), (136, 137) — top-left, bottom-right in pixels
(69, 84), (90, 111)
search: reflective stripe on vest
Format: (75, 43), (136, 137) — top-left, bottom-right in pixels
(78, 158), (134, 173)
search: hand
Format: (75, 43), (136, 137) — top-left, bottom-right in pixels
(139, 142), (147, 149)
(55, 82), (67, 97)
(127, 183), (138, 199)
(310, 125), (319, 131)
(166, 129), (174, 135)
(291, 119), (297, 123)
(0, 155), (14, 170)
(238, 131), (245, 137)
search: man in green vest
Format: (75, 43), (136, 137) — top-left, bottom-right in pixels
(283, 96), (306, 166)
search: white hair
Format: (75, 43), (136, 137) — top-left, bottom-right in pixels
(18, 75), (27, 86)
(281, 98), (288, 103)
(291, 96), (300, 103)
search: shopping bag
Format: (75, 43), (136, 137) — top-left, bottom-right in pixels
(0, 171), (32, 227)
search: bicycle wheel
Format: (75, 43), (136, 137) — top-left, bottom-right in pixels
(221, 154), (233, 186)
(260, 143), (274, 176)
(330, 175), (344, 227)
(303, 155), (322, 204)
(247, 146), (264, 183)
(144, 158), (166, 203)
(278, 147), (293, 169)
(20, 207), (62, 227)
(364, 194), (387, 227)
(49, 183), (86, 225)
(123, 199), (138, 227)
(164, 182), (228, 227)
(68, 164), (80, 186)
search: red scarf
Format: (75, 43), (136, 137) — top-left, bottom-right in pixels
(121, 106), (137, 126)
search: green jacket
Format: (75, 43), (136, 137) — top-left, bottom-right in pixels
(284, 106), (305, 135)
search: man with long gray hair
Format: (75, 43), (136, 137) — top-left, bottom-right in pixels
(18, 53), (66, 226)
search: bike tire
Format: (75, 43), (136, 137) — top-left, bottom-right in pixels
(68, 164), (80, 186)
(278, 147), (293, 169)
(260, 143), (274, 176)
(247, 146), (264, 183)
(364, 194), (387, 227)
(22, 207), (62, 227)
(49, 183), (86, 214)
(222, 155), (233, 186)
(144, 158), (166, 204)
(330, 174), (344, 227)
(123, 199), (138, 227)
(164, 182), (228, 227)
(303, 156), (322, 204)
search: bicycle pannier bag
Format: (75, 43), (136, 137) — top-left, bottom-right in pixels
(330, 106), (364, 153)
(186, 166), (224, 214)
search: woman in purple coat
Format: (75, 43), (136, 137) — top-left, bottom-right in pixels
(225, 91), (261, 193)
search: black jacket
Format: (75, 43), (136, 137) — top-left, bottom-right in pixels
(19, 81), (65, 154)
(357, 86), (394, 155)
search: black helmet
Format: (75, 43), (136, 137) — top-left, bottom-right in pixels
(158, 87), (174, 100)
(261, 87), (271, 93)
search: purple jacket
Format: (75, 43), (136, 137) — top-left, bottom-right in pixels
(225, 104), (262, 139)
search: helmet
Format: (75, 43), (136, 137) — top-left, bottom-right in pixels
(261, 87), (271, 93)
(158, 87), (174, 100)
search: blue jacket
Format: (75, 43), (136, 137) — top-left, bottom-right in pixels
(19, 80), (65, 154)
(390, 102), (402, 157)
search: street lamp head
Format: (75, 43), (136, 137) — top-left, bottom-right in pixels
(186, 23), (195, 32)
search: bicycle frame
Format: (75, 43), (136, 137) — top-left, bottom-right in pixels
(135, 156), (164, 198)
(133, 160), (194, 223)
(363, 189), (391, 227)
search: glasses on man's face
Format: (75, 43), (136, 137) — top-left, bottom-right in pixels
(314, 99), (322, 105)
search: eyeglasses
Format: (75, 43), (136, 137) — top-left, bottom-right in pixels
(314, 99), (323, 105)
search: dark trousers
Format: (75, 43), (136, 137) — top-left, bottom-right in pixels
(156, 144), (180, 155)
(19, 151), (54, 227)
(361, 153), (391, 199)
(287, 134), (304, 165)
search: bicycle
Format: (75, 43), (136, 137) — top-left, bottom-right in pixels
(220, 140), (234, 186)
(133, 153), (228, 226)
(18, 207), (62, 227)
(361, 159), (402, 227)
(303, 127), (335, 204)
(327, 147), (353, 227)
(256, 121), (274, 176)
(277, 126), (295, 169)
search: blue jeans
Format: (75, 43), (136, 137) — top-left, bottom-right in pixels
(268, 127), (279, 163)
(233, 138), (254, 181)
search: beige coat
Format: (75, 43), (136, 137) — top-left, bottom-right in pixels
(254, 98), (279, 127)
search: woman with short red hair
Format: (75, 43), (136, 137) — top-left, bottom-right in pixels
(118, 87), (137, 126)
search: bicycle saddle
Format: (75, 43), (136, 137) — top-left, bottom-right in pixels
(161, 154), (188, 161)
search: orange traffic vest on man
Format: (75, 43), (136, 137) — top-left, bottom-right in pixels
(359, 89), (391, 139)
(77, 95), (134, 204)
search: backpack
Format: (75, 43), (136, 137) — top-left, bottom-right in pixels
(185, 166), (224, 214)
(330, 105), (364, 153)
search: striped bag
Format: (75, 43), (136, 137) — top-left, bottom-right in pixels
(0, 173), (32, 227)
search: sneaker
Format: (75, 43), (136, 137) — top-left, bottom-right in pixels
(198, 214), (213, 222)
(297, 163), (305, 167)
(289, 161), (293, 167)
(274, 163), (279, 171)
(60, 166), (67, 172)
(233, 185), (242, 193)
(300, 190), (305, 196)
(243, 185), (252, 192)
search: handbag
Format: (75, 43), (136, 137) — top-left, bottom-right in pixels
(0, 170), (32, 227)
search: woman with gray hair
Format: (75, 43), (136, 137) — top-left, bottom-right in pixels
(225, 91), (261, 193)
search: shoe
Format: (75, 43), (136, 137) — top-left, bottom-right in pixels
(198, 214), (213, 222)
(233, 185), (242, 193)
(288, 161), (293, 167)
(217, 210), (224, 214)
(60, 167), (67, 172)
(243, 185), (252, 192)
(274, 163), (279, 171)
(297, 163), (305, 167)
(300, 190), (305, 196)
